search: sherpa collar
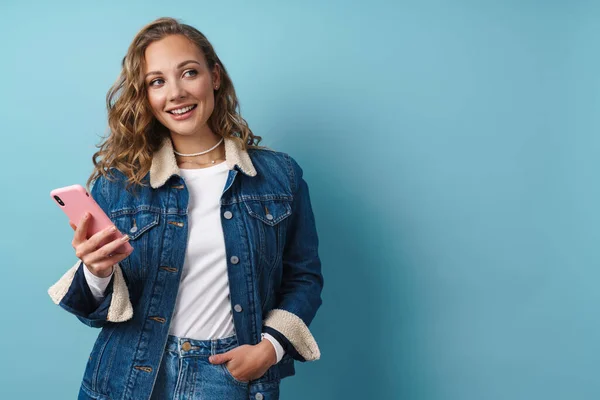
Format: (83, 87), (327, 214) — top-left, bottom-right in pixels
(149, 136), (257, 188)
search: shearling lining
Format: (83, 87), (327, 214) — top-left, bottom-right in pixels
(264, 308), (321, 361)
(48, 261), (133, 323)
(149, 136), (257, 189)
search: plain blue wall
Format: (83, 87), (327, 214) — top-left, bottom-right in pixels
(1, 0), (597, 398)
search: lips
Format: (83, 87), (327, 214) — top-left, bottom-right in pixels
(166, 104), (198, 121)
(167, 104), (197, 115)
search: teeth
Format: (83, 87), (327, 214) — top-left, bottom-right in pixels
(170, 105), (195, 115)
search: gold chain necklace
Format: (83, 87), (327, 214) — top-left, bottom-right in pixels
(176, 157), (225, 167)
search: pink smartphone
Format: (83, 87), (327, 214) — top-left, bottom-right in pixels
(50, 184), (133, 254)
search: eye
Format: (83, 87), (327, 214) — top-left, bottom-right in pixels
(149, 78), (164, 87)
(183, 69), (198, 78)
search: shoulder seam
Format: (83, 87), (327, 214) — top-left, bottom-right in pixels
(284, 153), (298, 194)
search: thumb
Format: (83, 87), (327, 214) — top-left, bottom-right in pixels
(209, 351), (233, 365)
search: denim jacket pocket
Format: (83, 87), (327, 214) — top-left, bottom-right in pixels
(243, 199), (291, 266)
(110, 210), (160, 281)
(243, 199), (292, 226)
(243, 199), (292, 309)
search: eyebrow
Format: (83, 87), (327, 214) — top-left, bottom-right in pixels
(145, 60), (202, 79)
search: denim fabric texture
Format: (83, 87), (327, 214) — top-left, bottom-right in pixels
(50, 137), (323, 400)
(146, 334), (280, 400)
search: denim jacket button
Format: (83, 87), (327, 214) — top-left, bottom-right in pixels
(230, 256), (239, 264)
(234, 304), (243, 312)
(255, 393), (264, 400)
(266, 214), (274, 221)
(224, 211), (233, 219)
(129, 226), (138, 233)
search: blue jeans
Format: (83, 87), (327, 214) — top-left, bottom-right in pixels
(149, 334), (280, 400)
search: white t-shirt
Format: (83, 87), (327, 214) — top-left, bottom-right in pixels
(83, 161), (284, 362)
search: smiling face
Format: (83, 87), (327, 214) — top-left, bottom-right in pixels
(144, 34), (220, 139)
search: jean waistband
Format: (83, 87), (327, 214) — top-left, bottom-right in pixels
(165, 334), (239, 357)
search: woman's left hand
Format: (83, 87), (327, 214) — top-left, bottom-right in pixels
(208, 340), (277, 382)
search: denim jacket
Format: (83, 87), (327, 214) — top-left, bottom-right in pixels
(48, 136), (324, 400)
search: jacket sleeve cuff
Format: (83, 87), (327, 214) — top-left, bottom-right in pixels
(263, 309), (321, 361)
(261, 332), (285, 363)
(48, 260), (133, 324)
(82, 263), (115, 305)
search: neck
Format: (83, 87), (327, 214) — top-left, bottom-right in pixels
(170, 132), (225, 166)
(170, 129), (222, 153)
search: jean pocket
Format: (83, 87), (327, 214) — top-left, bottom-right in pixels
(220, 363), (250, 387)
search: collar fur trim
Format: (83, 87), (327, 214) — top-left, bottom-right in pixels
(149, 136), (257, 188)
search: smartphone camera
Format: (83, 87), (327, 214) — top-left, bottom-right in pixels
(54, 195), (65, 206)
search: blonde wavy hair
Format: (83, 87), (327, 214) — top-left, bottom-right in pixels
(87, 17), (262, 191)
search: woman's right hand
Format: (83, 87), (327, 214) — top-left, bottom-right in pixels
(69, 212), (133, 278)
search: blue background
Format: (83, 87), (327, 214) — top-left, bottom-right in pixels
(1, 0), (597, 399)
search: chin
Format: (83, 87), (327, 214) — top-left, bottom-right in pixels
(167, 123), (208, 137)
(169, 129), (196, 137)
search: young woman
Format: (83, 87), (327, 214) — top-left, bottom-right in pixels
(48, 17), (323, 400)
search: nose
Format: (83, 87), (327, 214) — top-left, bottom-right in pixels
(168, 80), (187, 102)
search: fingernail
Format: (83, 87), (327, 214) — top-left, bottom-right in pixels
(121, 234), (130, 242)
(110, 225), (117, 232)
(209, 356), (214, 362)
